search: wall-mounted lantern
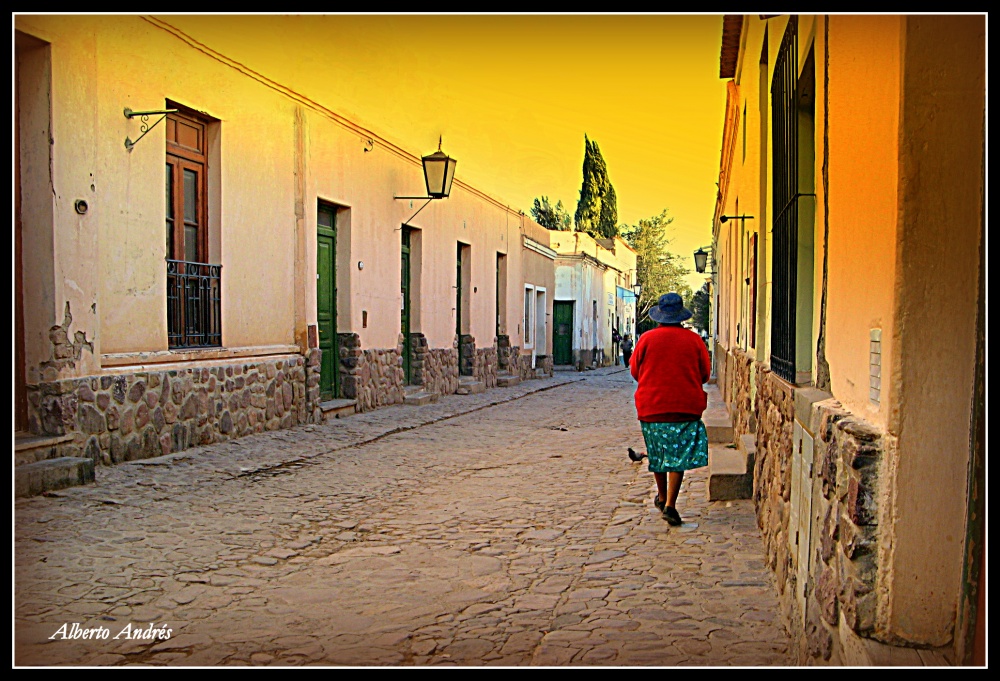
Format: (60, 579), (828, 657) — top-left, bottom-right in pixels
(694, 247), (711, 274)
(395, 136), (457, 224)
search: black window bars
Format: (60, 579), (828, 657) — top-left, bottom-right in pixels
(770, 17), (798, 383)
(167, 259), (221, 349)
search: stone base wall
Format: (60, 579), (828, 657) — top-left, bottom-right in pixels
(754, 366), (890, 664)
(410, 333), (459, 396)
(516, 354), (535, 381)
(728, 347), (758, 442)
(338, 333), (405, 412)
(807, 403), (888, 663)
(535, 355), (554, 377)
(497, 335), (530, 379)
(474, 346), (498, 388)
(459, 334), (476, 377)
(25, 352), (322, 467)
(497, 335), (515, 372)
(753, 367), (797, 626)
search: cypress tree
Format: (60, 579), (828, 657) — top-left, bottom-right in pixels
(574, 136), (602, 236)
(574, 135), (618, 238)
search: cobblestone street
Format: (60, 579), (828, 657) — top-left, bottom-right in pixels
(14, 367), (794, 666)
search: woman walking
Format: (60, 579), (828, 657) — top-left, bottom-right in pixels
(630, 293), (711, 525)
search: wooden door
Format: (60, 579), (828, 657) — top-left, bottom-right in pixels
(553, 301), (574, 366)
(456, 243), (464, 374)
(317, 205), (339, 400)
(401, 227), (412, 385)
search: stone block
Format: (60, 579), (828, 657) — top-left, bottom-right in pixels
(128, 380), (146, 404)
(816, 564), (839, 625)
(78, 403), (106, 434)
(846, 476), (877, 526)
(15, 457), (95, 497)
(708, 446), (752, 500)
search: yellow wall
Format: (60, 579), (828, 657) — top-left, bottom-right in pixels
(824, 15), (902, 427)
(16, 14), (544, 383)
(881, 14), (984, 645)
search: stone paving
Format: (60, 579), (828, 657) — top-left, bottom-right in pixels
(14, 367), (795, 667)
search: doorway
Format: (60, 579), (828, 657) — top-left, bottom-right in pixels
(401, 226), (413, 384)
(317, 203), (340, 400)
(553, 301), (573, 366)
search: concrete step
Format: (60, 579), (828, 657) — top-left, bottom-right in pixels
(704, 414), (734, 444)
(496, 373), (521, 388)
(15, 456), (95, 498)
(403, 391), (438, 406)
(320, 398), (357, 419)
(552, 365), (576, 372)
(456, 378), (486, 395)
(707, 433), (756, 501)
(14, 433), (76, 467)
(707, 445), (752, 501)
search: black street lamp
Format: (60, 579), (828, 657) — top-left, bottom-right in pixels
(694, 247), (710, 274)
(396, 137), (458, 223)
(421, 140), (458, 199)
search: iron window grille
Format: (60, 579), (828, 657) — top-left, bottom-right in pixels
(167, 259), (221, 349)
(770, 17), (798, 383)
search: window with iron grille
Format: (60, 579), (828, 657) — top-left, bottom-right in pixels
(165, 107), (221, 348)
(770, 18), (798, 382)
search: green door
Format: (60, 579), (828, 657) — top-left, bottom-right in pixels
(553, 301), (574, 365)
(401, 227), (412, 385)
(317, 205), (339, 400)
(456, 243), (463, 374)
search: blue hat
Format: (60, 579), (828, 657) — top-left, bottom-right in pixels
(648, 292), (692, 324)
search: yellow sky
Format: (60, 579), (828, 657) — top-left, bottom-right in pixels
(160, 13), (728, 293)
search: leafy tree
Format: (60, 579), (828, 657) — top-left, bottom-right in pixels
(574, 135), (619, 238)
(530, 196), (572, 231)
(691, 281), (711, 335)
(621, 209), (692, 325)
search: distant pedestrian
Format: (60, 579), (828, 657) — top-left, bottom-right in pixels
(612, 327), (622, 365)
(629, 293), (711, 526)
(621, 333), (634, 368)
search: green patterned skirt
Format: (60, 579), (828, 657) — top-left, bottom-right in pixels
(640, 420), (709, 473)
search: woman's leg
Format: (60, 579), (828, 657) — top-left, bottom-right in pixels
(666, 471), (684, 508)
(653, 472), (667, 504)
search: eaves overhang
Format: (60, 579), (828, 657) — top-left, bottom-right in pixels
(720, 14), (744, 79)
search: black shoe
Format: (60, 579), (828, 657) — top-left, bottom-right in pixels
(663, 506), (683, 526)
(653, 496), (666, 512)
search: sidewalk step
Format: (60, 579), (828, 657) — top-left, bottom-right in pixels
(15, 456), (95, 498)
(403, 391), (438, 406)
(702, 383), (733, 444)
(496, 373), (521, 388)
(704, 415), (734, 444)
(320, 398), (357, 419)
(707, 434), (756, 501)
(457, 378), (486, 395)
(14, 433), (76, 467)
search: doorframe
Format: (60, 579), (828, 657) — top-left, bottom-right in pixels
(553, 300), (574, 366)
(534, 286), (547, 369)
(316, 202), (340, 400)
(401, 226), (413, 385)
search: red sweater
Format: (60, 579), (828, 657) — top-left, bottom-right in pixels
(629, 326), (711, 422)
